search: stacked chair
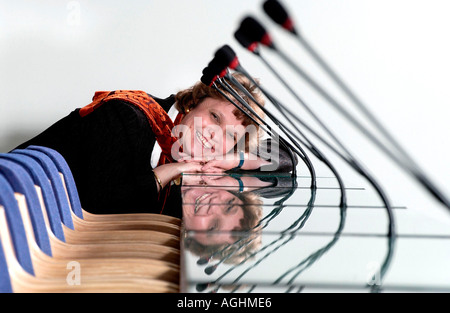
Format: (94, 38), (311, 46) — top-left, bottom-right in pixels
(0, 146), (182, 293)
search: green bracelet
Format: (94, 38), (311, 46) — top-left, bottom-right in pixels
(233, 150), (245, 170)
(230, 174), (244, 193)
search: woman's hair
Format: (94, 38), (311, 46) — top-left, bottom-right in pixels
(174, 73), (265, 152)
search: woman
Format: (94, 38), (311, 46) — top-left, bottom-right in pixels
(15, 73), (295, 216)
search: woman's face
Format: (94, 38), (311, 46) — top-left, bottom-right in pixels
(175, 97), (246, 159)
(182, 187), (244, 245)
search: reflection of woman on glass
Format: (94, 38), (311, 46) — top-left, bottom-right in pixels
(14, 74), (294, 215)
(182, 185), (263, 264)
(181, 172), (298, 268)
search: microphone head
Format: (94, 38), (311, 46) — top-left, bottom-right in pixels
(204, 264), (218, 275)
(263, 0), (297, 34)
(214, 45), (240, 70)
(196, 256), (211, 265)
(239, 16), (274, 48)
(200, 68), (217, 87)
(234, 29), (259, 52)
(195, 283), (209, 292)
(207, 57), (227, 78)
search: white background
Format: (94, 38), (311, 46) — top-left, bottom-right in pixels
(1, 0), (449, 222)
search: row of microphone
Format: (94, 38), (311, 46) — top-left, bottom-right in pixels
(191, 0), (402, 291)
(199, 0), (450, 211)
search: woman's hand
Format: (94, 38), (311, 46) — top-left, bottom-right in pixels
(200, 157), (239, 173)
(177, 150), (271, 173)
(177, 153), (233, 173)
(153, 161), (204, 191)
(199, 152), (271, 173)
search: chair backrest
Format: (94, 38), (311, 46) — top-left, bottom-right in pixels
(0, 153), (66, 242)
(27, 145), (83, 219)
(12, 149), (74, 230)
(0, 224), (13, 293)
(0, 173), (35, 276)
(0, 159), (52, 257)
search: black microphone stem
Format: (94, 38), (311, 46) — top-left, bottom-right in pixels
(214, 78), (311, 181)
(218, 76), (301, 174)
(254, 47), (359, 168)
(235, 51), (396, 286)
(266, 84), (396, 289)
(272, 44), (404, 164)
(269, 43), (450, 209)
(295, 32), (419, 168)
(232, 62), (347, 208)
(221, 72), (310, 182)
(295, 33), (450, 209)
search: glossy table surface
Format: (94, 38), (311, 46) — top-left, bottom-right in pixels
(179, 170), (450, 293)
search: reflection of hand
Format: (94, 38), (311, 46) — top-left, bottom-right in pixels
(177, 153), (208, 166)
(200, 175), (238, 187)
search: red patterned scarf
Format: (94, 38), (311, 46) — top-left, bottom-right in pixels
(79, 90), (182, 165)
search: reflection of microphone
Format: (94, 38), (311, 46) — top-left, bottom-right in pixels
(194, 186), (318, 292)
(241, 10), (450, 209)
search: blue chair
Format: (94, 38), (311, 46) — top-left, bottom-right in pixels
(0, 173), (35, 277)
(0, 174), (25, 293)
(27, 145), (83, 219)
(0, 153), (66, 242)
(0, 232), (13, 293)
(12, 147), (180, 239)
(11, 149), (75, 229)
(1, 153), (180, 263)
(0, 160), (53, 258)
(0, 173), (179, 292)
(24, 146), (180, 227)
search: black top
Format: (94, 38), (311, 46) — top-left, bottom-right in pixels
(15, 94), (295, 217)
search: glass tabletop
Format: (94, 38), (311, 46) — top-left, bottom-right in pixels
(179, 171), (450, 293)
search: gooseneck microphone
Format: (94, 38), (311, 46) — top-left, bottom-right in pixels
(206, 70), (305, 180)
(211, 47), (307, 180)
(263, 0), (418, 171)
(212, 45), (347, 208)
(234, 16), (395, 217)
(195, 45), (350, 291)
(234, 22), (396, 288)
(201, 51), (317, 183)
(237, 13), (450, 210)
(236, 15), (401, 163)
(263, 0), (298, 35)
